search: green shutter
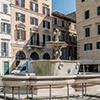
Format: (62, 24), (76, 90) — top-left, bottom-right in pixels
(4, 62), (9, 75)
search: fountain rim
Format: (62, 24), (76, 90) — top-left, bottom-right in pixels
(30, 59), (82, 63)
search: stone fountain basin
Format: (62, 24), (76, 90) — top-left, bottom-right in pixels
(31, 60), (81, 76)
(2, 74), (100, 87)
(2, 75), (76, 87)
(2, 74), (100, 95)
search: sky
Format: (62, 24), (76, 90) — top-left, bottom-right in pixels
(52, 0), (76, 15)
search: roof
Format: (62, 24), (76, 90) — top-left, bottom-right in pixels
(52, 11), (76, 22)
(66, 12), (76, 21)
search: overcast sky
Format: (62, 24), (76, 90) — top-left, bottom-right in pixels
(52, 0), (76, 14)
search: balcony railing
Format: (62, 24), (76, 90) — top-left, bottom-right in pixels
(27, 40), (44, 49)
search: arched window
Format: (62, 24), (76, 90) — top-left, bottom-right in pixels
(30, 52), (39, 60)
(43, 53), (50, 59)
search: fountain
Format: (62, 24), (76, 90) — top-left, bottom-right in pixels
(31, 28), (80, 76)
(2, 28), (82, 97)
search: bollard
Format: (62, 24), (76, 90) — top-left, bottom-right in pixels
(31, 86), (33, 100)
(4, 86), (6, 100)
(18, 87), (20, 99)
(26, 85), (29, 100)
(85, 83), (87, 97)
(49, 85), (52, 100)
(67, 84), (69, 99)
(82, 83), (84, 98)
(12, 87), (14, 100)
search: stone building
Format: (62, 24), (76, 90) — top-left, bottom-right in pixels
(52, 11), (77, 60)
(0, 0), (12, 75)
(76, 0), (100, 72)
(11, 0), (53, 68)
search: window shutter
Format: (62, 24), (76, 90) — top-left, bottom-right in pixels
(48, 35), (51, 41)
(36, 4), (38, 12)
(24, 31), (26, 40)
(1, 23), (3, 32)
(1, 42), (4, 56)
(23, 14), (25, 22)
(43, 21), (45, 28)
(48, 22), (50, 29)
(37, 34), (39, 45)
(15, 29), (18, 40)
(6, 43), (9, 56)
(43, 6), (45, 14)
(36, 18), (38, 26)
(90, 44), (92, 50)
(23, 0), (25, 7)
(30, 17), (32, 24)
(7, 24), (11, 34)
(48, 8), (50, 16)
(16, 30), (20, 40)
(15, 0), (18, 5)
(16, 13), (18, 21)
(21, 30), (26, 40)
(43, 35), (45, 46)
(30, 2), (33, 10)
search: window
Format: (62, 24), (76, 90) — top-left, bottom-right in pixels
(1, 23), (11, 34)
(98, 25), (100, 35)
(60, 48), (67, 60)
(16, 12), (25, 22)
(85, 10), (90, 19)
(97, 41), (100, 49)
(60, 31), (66, 41)
(1, 42), (9, 57)
(3, 4), (8, 14)
(84, 43), (92, 51)
(30, 2), (38, 12)
(43, 34), (51, 46)
(85, 28), (90, 37)
(30, 17), (38, 26)
(15, 29), (26, 40)
(15, 0), (25, 7)
(43, 21), (50, 29)
(82, 0), (85, 2)
(30, 33), (39, 45)
(43, 7), (50, 16)
(97, 6), (100, 15)
(54, 18), (57, 25)
(62, 21), (65, 27)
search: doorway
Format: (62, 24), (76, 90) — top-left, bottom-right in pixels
(4, 62), (9, 75)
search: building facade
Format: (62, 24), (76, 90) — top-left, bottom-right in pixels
(11, 0), (53, 68)
(76, 0), (100, 72)
(52, 12), (77, 60)
(0, 0), (12, 75)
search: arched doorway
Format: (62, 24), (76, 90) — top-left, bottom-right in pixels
(43, 53), (50, 59)
(30, 52), (39, 60)
(16, 51), (26, 66)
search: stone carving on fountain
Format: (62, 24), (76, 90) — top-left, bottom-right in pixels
(46, 28), (67, 59)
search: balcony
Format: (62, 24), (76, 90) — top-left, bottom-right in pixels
(27, 40), (44, 49)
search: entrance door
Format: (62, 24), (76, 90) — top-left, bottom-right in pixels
(4, 62), (9, 75)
